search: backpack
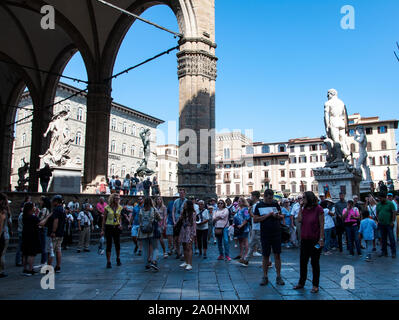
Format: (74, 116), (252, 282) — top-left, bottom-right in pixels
(115, 179), (121, 188)
(140, 208), (154, 234)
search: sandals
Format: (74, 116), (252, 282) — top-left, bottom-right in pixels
(293, 284), (304, 290)
(311, 287), (319, 293)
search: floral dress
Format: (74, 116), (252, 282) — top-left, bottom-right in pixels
(179, 213), (196, 243)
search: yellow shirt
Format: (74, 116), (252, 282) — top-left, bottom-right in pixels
(104, 205), (122, 226)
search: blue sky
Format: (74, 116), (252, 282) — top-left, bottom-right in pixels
(63, 0), (399, 147)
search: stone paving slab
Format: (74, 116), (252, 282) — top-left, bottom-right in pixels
(1, 240), (399, 300)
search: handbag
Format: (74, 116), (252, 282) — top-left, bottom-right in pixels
(280, 223), (290, 242)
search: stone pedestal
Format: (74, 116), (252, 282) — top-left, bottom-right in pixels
(313, 161), (362, 202)
(360, 180), (373, 194)
(48, 167), (81, 194)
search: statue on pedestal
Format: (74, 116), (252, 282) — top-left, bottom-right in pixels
(136, 128), (155, 177)
(40, 109), (74, 167)
(323, 89), (350, 163)
(16, 158), (29, 191)
(354, 125), (372, 181)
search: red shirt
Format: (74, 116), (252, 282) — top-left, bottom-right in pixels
(301, 205), (324, 240)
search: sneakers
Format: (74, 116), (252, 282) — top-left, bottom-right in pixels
(163, 253), (168, 258)
(233, 255), (241, 260)
(203, 255), (207, 259)
(77, 249), (81, 253)
(106, 262), (112, 269)
(268, 261), (273, 268)
(84, 249), (90, 252)
(322, 251), (332, 256)
(150, 263), (159, 272)
(54, 266), (61, 273)
(180, 262), (188, 268)
(234, 244), (238, 248)
(239, 259), (248, 267)
(253, 252), (262, 257)
(260, 276), (269, 286)
(225, 256), (232, 261)
(116, 258), (121, 266)
(134, 245), (138, 254)
(185, 264), (192, 271)
(137, 250), (142, 256)
(22, 270), (32, 277)
(276, 276), (285, 286)
(217, 255), (224, 260)
(214, 240), (217, 245)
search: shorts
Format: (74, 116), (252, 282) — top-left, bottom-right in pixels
(166, 224), (174, 236)
(261, 235), (281, 257)
(131, 225), (139, 237)
(237, 231), (249, 239)
(46, 236), (63, 255)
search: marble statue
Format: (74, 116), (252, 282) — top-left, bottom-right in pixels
(386, 166), (391, 182)
(40, 109), (74, 167)
(323, 89), (350, 163)
(353, 125), (372, 181)
(136, 128), (155, 177)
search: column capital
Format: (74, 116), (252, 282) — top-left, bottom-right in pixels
(177, 49), (218, 80)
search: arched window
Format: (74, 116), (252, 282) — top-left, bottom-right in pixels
(121, 166), (126, 178)
(350, 143), (356, 153)
(131, 145), (136, 156)
(381, 140), (387, 150)
(77, 107), (83, 121)
(262, 145), (270, 154)
(111, 118), (117, 131)
(122, 143), (126, 154)
(122, 122), (127, 134)
(131, 125), (136, 136)
(75, 132), (82, 145)
(110, 140), (116, 152)
(291, 183), (297, 193)
(278, 144), (286, 152)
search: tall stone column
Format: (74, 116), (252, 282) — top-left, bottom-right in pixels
(29, 105), (51, 192)
(0, 116), (14, 191)
(82, 83), (112, 193)
(177, 37), (217, 199)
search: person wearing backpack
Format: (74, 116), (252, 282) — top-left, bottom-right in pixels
(178, 200), (197, 270)
(138, 197), (161, 271)
(122, 174), (131, 195)
(130, 174), (139, 196)
(114, 176), (122, 194)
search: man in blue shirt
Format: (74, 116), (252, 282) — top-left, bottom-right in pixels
(129, 197), (144, 255)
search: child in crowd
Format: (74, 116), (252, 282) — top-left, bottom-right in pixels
(358, 210), (377, 262)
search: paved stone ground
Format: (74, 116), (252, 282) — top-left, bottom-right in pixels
(1, 240), (399, 300)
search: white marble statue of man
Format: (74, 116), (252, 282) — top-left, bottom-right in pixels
(324, 89), (350, 160)
(354, 125), (372, 181)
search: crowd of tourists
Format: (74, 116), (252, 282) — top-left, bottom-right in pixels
(0, 187), (398, 294)
(96, 174), (160, 197)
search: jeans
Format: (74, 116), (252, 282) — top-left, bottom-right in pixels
(323, 227), (334, 252)
(364, 240), (373, 260)
(345, 225), (361, 255)
(129, 188), (137, 196)
(299, 239), (321, 287)
(40, 181), (49, 193)
(39, 228), (47, 264)
(379, 224), (396, 255)
(216, 227), (229, 257)
(143, 189), (150, 197)
(142, 237), (158, 264)
(15, 234), (23, 265)
(245, 229), (261, 260)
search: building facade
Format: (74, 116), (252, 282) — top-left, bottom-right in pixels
(11, 83), (163, 191)
(213, 113), (398, 198)
(156, 144), (178, 196)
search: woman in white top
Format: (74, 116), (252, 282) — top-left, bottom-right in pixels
(213, 199), (231, 261)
